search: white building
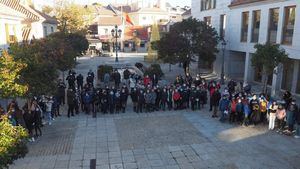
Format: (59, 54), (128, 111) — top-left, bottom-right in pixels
(129, 7), (169, 26)
(192, 0), (300, 96)
(0, 0), (58, 50)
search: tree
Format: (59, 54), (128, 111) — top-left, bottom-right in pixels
(147, 24), (160, 62)
(42, 5), (53, 15)
(156, 18), (219, 72)
(251, 43), (288, 93)
(0, 51), (28, 98)
(53, 1), (91, 33)
(9, 41), (59, 97)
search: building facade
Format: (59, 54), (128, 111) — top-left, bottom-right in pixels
(192, 0), (300, 96)
(0, 0), (58, 51)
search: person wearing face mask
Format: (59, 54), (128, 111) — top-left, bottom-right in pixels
(131, 88), (138, 113)
(286, 100), (298, 134)
(161, 88), (168, 111)
(269, 102), (278, 130)
(108, 90), (115, 114)
(120, 89), (128, 113)
(101, 90), (109, 114)
(235, 98), (244, 124)
(137, 89), (145, 113)
(190, 86), (197, 111)
(259, 97), (268, 124)
(145, 89), (152, 112)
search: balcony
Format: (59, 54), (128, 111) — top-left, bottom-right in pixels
(229, 0), (268, 7)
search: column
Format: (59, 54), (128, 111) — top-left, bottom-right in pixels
(271, 63), (283, 97)
(243, 52), (250, 85)
(291, 60), (299, 93)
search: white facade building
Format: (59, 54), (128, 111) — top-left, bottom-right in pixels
(0, 0), (58, 50)
(129, 7), (169, 26)
(192, 0), (300, 96)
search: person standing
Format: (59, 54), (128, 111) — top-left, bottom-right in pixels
(137, 89), (145, 113)
(269, 102), (278, 130)
(286, 100), (298, 134)
(66, 72), (76, 90)
(152, 73), (159, 87)
(67, 88), (75, 117)
(30, 99), (42, 137)
(108, 90), (115, 114)
(123, 68), (131, 86)
(211, 89), (221, 118)
(120, 88), (128, 113)
(104, 72), (110, 87)
(131, 88), (138, 112)
(219, 96), (230, 122)
(294, 103), (300, 138)
(114, 70), (121, 88)
(44, 96), (54, 125)
(76, 74), (84, 90)
(276, 104), (286, 133)
(250, 95), (261, 125)
(57, 79), (66, 105)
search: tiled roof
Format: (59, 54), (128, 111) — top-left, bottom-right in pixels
(229, 0), (269, 7)
(31, 8), (58, 24)
(0, 0), (40, 21)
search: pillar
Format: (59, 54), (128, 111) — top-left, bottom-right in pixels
(243, 52), (250, 85)
(291, 60), (299, 93)
(271, 63), (283, 97)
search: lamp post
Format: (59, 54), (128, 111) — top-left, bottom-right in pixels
(220, 39), (227, 84)
(111, 25), (122, 62)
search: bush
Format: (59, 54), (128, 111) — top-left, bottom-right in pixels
(135, 62), (144, 70)
(0, 115), (28, 169)
(97, 65), (113, 81)
(144, 64), (164, 79)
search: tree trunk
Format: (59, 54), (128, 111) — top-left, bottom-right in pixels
(262, 73), (268, 94)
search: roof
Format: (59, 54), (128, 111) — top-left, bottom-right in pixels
(133, 7), (168, 14)
(98, 17), (122, 26)
(182, 9), (191, 16)
(95, 6), (119, 16)
(116, 5), (132, 13)
(124, 26), (149, 41)
(31, 8), (58, 24)
(229, 0), (268, 7)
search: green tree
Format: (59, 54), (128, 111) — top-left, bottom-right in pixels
(42, 5), (53, 15)
(251, 43), (288, 93)
(0, 51), (28, 98)
(9, 41), (59, 97)
(156, 18), (219, 71)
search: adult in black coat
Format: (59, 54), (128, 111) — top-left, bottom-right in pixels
(211, 89), (221, 117)
(57, 80), (66, 105)
(161, 88), (168, 111)
(152, 74), (159, 87)
(76, 74), (84, 90)
(131, 88), (138, 112)
(113, 70), (121, 88)
(137, 90), (145, 113)
(108, 90), (115, 114)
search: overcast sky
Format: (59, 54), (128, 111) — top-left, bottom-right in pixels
(36, 0), (191, 8)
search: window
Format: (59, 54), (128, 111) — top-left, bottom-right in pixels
(268, 8), (279, 43)
(220, 14), (226, 39)
(281, 59), (294, 91)
(43, 26), (47, 37)
(241, 12), (249, 42)
(51, 26), (54, 33)
(5, 24), (17, 43)
(282, 6), (296, 45)
(204, 16), (211, 26)
(251, 10), (261, 43)
(201, 0), (216, 11)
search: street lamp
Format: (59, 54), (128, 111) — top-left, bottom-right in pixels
(111, 25), (122, 62)
(220, 39), (227, 84)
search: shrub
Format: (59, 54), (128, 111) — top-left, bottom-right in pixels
(144, 64), (164, 79)
(97, 65), (113, 81)
(0, 115), (28, 169)
(135, 62), (144, 70)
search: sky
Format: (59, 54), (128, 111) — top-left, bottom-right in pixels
(36, 0), (191, 8)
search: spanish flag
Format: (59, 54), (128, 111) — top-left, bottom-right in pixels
(124, 13), (134, 25)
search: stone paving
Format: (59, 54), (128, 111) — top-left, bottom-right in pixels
(9, 108), (300, 169)
(8, 55), (300, 169)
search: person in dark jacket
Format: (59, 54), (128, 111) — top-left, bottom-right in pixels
(219, 95), (230, 122)
(22, 102), (35, 142)
(236, 98), (244, 124)
(283, 91), (292, 109)
(123, 68), (131, 86)
(108, 90), (115, 114)
(250, 95), (261, 125)
(152, 73), (159, 87)
(286, 100), (298, 133)
(66, 72), (76, 90)
(211, 89), (221, 118)
(57, 79), (66, 105)
(137, 89), (145, 113)
(101, 90), (109, 114)
(155, 88), (162, 111)
(67, 88), (76, 117)
(120, 88), (128, 113)
(76, 74), (84, 90)
(167, 88), (173, 110)
(190, 86), (197, 111)
(131, 88), (138, 112)
(113, 70), (121, 88)
(295, 103), (300, 138)
(161, 88), (168, 111)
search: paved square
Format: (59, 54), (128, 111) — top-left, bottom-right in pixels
(115, 115), (207, 150)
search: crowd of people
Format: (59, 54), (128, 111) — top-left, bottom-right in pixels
(1, 69), (300, 142)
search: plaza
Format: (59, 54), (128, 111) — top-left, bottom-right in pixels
(8, 55), (300, 169)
